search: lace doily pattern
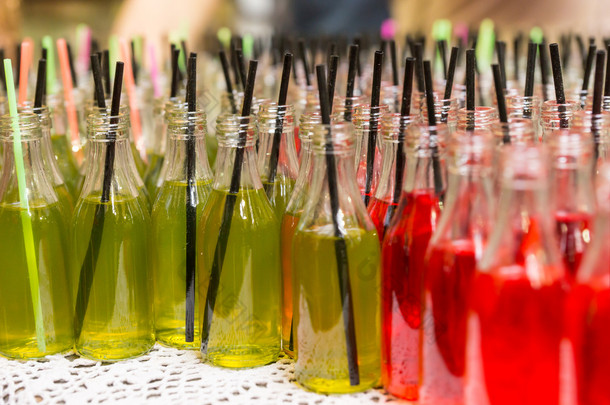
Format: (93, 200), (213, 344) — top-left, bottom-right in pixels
(0, 345), (404, 404)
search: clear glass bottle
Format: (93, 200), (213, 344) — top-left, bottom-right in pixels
(367, 113), (417, 240)
(540, 99), (580, 141)
(19, 103), (74, 214)
(198, 114), (281, 368)
(507, 95), (542, 140)
(467, 145), (565, 405)
(83, 106), (151, 211)
(456, 106), (498, 132)
(47, 93), (81, 198)
(332, 95), (365, 123)
(72, 112), (154, 361)
(256, 102), (299, 218)
(381, 123), (448, 401)
(144, 97), (169, 199)
(572, 110), (610, 172)
(353, 104), (390, 205)
(549, 129), (595, 282)
(420, 93), (459, 133)
(0, 113), (74, 359)
(151, 106), (213, 349)
(292, 120), (381, 394)
(422, 129), (494, 403)
(280, 111), (320, 358)
(566, 162), (610, 405)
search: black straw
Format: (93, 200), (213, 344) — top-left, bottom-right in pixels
(414, 43), (425, 93)
(390, 40), (399, 85)
(582, 43), (597, 91)
(443, 47), (459, 100)
(66, 42), (78, 88)
(492, 64), (509, 143)
(33, 59), (47, 109)
(593, 50), (605, 115)
(401, 58), (415, 117)
(315, 64), (360, 386)
(605, 45), (610, 97)
(513, 33), (522, 81)
(130, 40), (139, 85)
(170, 47), (180, 98)
(264, 53), (293, 197)
(90, 54), (105, 109)
(184, 53), (197, 342)
(466, 49), (475, 111)
(363, 51), (383, 207)
(201, 60), (258, 354)
(438, 40), (448, 80)
(235, 48), (247, 91)
(423, 61), (444, 198)
(496, 40), (507, 89)
(327, 54), (339, 111)
(524, 42), (537, 97)
(549, 43), (566, 104)
(219, 50), (237, 114)
(102, 50), (110, 97)
(74, 62), (124, 339)
(298, 39), (311, 86)
(344, 44), (359, 122)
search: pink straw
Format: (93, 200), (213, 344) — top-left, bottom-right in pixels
(149, 43), (161, 99)
(18, 41), (32, 105)
(119, 38), (144, 160)
(79, 27), (92, 75)
(56, 38), (81, 152)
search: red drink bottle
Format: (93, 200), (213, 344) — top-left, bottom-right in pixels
(566, 162), (610, 405)
(422, 129), (494, 404)
(468, 145), (566, 405)
(381, 123), (448, 400)
(367, 113), (417, 240)
(549, 129), (595, 282)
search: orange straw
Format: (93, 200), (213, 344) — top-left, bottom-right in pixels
(18, 41), (32, 105)
(119, 38), (144, 160)
(56, 38), (81, 153)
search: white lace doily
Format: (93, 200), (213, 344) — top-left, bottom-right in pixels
(0, 344), (407, 404)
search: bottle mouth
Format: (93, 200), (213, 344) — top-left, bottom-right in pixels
(216, 114), (256, 147)
(312, 122), (355, 153)
(87, 113), (130, 140)
(0, 113), (43, 140)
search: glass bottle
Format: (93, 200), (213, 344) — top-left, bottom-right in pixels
(151, 97), (184, 197)
(421, 129), (494, 403)
(198, 114), (281, 368)
(467, 145), (565, 405)
(566, 162), (610, 405)
(332, 95), (365, 123)
(506, 94), (542, 139)
(151, 106), (213, 349)
(292, 120), (381, 394)
(47, 93), (81, 198)
(381, 123), (448, 401)
(144, 97), (169, 199)
(367, 113), (417, 241)
(540, 99), (580, 141)
(456, 106), (498, 132)
(353, 104), (390, 205)
(280, 111), (320, 357)
(257, 102), (299, 218)
(0, 113), (73, 359)
(549, 129), (595, 282)
(19, 104), (74, 214)
(72, 112), (154, 361)
(82, 107), (151, 211)
(572, 110), (610, 172)
(420, 93), (459, 133)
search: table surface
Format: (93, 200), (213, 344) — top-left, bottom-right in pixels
(0, 344), (408, 405)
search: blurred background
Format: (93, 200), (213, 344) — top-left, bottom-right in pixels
(3, 0), (608, 54)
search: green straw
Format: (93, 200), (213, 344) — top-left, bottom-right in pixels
(42, 36), (58, 94)
(109, 35), (120, 80)
(4, 59), (46, 352)
(476, 18), (495, 73)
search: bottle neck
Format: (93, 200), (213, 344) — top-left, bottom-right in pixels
(256, 105), (299, 182)
(403, 125), (447, 194)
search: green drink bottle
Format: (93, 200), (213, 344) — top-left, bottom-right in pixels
(280, 111), (320, 357)
(46, 94), (81, 199)
(292, 120), (381, 394)
(257, 102), (298, 218)
(144, 97), (169, 199)
(152, 106), (213, 349)
(198, 114), (281, 368)
(0, 113), (74, 359)
(72, 111), (154, 361)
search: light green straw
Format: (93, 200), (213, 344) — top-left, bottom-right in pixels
(476, 18), (495, 73)
(42, 36), (58, 95)
(4, 59), (46, 352)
